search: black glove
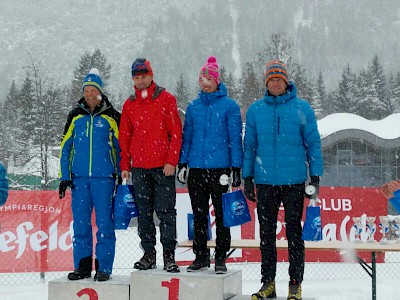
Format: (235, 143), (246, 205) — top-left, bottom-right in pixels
(117, 175), (123, 185)
(177, 163), (188, 184)
(244, 177), (256, 202)
(305, 176), (320, 200)
(232, 167), (241, 187)
(59, 180), (73, 199)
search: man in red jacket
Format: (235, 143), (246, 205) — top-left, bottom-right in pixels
(119, 58), (182, 273)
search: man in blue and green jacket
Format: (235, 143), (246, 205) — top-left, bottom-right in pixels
(59, 68), (121, 282)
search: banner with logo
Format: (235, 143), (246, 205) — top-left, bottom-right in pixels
(0, 187), (388, 272)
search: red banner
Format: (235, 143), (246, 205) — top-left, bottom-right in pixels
(0, 191), (73, 273)
(0, 187), (388, 272)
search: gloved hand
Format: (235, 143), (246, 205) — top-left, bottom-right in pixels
(305, 176), (320, 200)
(232, 167), (241, 187)
(59, 180), (73, 199)
(244, 177), (256, 202)
(177, 163), (188, 184)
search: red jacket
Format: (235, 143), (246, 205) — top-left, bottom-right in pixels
(119, 82), (182, 170)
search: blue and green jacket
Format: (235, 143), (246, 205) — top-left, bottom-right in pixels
(59, 96), (121, 181)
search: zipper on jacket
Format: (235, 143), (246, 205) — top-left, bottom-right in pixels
(89, 115), (94, 176)
(277, 116), (280, 135)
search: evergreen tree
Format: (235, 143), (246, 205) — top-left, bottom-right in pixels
(174, 73), (191, 111)
(356, 55), (390, 119)
(222, 68), (241, 105)
(19, 73), (36, 147)
(1, 80), (20, 163)
(311, 71), (326, 119)
(70, 49), (111, 107)
(240, 62), (263, 114)
(290, 61), (313, 101)
(332, 63), (357, 113)
(389, 72), (400, 113)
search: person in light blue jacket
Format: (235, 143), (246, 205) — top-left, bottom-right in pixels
(178, 56), (243, 274)
(0, 162), (9, 206)
(244, 60), (323, 300)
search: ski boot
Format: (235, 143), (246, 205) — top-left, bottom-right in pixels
(68, 256), (92, 280)
(251, 281), (277, 300)
(134, 250), (156, 270)
(287, 279), (302, 300)
(163, 251), (180, 273)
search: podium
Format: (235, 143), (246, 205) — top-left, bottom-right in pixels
(48, 275), (130, 300)
(48, 268), (241, 300)
(131, 268), (241, 300)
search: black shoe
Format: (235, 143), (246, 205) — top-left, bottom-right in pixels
(68, 269), (91, 280)
(215, 258), (227, 274)
(68, 256), (92, 280)
(134, 250), (157, 270)
(251, 281), (277, 300)
(187, 256), (210, 272)
(94, 271), (110, 282)
(163, 251), (180, 273)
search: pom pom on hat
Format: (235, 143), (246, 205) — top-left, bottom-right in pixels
(131, 58), (153, 77)
(199, 56), (220, 84)
(265, 60), (289, 85)
(82, 68), (104, 94)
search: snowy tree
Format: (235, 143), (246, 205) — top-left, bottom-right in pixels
(221, 67), (241, 105)
(240, 62), (264, 114)
(311, 71), (326, 119)
(257, 32), (293, 66)
(69, 49), (111, 107)
(389, 72), (400, 113)
(331, 63), (357, 113)
(290, 61), (313, 102)
(174, 73), (191, 110)
(356, 55), (391, 119)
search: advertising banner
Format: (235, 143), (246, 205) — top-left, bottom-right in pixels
(0, 187), (388, 272)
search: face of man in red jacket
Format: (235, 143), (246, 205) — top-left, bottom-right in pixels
(133, 74), (153, 91)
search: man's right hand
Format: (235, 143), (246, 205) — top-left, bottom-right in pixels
(177, 163), (188, 184)
(121, 170), (130, 181)
(59, 180), (73, 199)
(244, 177), (256, 202)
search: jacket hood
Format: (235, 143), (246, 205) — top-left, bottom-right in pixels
(198, 82), (228, 105)
(264, 81), (297, 105)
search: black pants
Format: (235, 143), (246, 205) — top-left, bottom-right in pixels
(188, 168), (231, 259)
(131, 167), (177, 253)
(257, 184), (305, 283)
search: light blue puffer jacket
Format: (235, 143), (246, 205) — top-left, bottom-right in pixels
(243, 82), (323, 185)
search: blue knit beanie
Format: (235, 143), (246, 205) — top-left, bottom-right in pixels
(82, 68), (103, 94)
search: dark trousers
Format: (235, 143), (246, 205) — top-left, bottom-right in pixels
(188, 168), (231, 259)
(256, 184), (305, 283)
(131, 167), (177, 253)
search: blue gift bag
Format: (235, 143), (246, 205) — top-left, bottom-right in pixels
(222, 190), (251, 227)
(113, 181), (139, 230)
(302, 199), (322, 241)
(187, 212), (212, 240)
(389, 196), (400, 213)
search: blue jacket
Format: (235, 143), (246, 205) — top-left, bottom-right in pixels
(59, 96), (121, 181)
(179, 82), (243, 169)
(243, 82), (323, 185)
(0, 162), (8, 206)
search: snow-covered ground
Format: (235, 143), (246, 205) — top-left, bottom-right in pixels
(0, 277), (397, 300)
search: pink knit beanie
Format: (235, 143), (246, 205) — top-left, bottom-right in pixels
(199, 56), (220, 84)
